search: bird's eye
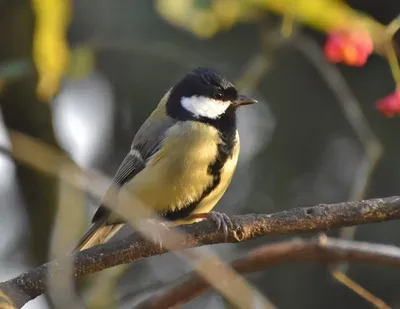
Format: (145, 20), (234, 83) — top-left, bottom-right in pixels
(214, 91), (223, 100)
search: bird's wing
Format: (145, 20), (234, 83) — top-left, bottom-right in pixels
(92, 112), (177, 224)
(74, 95), (176, 251)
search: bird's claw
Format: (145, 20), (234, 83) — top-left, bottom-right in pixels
(207, 211), (233, 242)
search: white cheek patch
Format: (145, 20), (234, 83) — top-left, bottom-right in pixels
(181, 96), (231, 119)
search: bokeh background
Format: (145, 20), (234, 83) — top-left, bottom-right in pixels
(1, 0), (400, 308)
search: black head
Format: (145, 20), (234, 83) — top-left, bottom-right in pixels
(166, 67), (257, 122)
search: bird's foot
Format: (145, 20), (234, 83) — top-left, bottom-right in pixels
(189, 211), (233, 242)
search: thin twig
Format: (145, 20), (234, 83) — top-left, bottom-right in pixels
(47, 167), (86, 309)
(1, 196), (400, 308)
(292, 34), (383, 272)
(293, 33), (383, 206)
(331, 271), (390, 309)
(133, 236), (400, 309)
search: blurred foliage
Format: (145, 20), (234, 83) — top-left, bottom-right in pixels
(32, 0), (71, 101)
(1, 0), (400, 308)
(67, 46), (95, 79)
(0, 0), (63, 265)
(155, 0), (385, 40)
(26, 0), (398, 105)
(156, 0), (263, 38)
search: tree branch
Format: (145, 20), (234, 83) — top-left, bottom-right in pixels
(133, 236), (400, 309)
(1, 196), (400, 308)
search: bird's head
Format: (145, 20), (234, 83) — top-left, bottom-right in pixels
(166, 67), (257, 121)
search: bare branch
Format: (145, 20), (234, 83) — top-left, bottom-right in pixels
(7, 130), (274, 309)
(134, 236), (400, 309)
(0, 196), (400, 308)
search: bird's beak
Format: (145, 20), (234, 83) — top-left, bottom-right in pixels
(233, 94), (258, 107)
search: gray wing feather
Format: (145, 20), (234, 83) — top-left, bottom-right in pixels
(113, 154), (145, 186)
(131, 115), (176, 160)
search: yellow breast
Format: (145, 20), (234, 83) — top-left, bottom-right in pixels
(124, 121), (240, 221)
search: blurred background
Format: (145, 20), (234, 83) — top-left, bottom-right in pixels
(1, 0), (400, 308)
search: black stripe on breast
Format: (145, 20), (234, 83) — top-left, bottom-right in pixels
(163, 109), (237, 221)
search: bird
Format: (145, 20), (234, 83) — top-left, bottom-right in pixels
(73, 67), (257, 252)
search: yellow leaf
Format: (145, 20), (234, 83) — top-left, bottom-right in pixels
(212, 0), (241, 29)
(32, 0), (71, 102)
(190, 10), (219, 38)
(245, 0), (385, 37)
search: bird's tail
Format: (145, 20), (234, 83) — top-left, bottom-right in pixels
(72, 219), (123, 252)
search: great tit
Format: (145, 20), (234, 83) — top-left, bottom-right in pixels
(74, 67), (257, 252)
